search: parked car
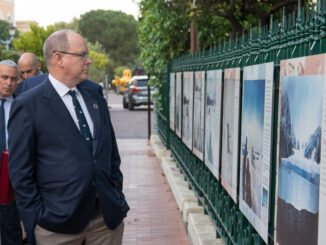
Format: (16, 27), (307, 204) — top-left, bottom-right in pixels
(122, 75), (155, 110)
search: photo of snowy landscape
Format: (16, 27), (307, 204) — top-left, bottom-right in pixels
(221, 68), (240, 202)
(240, 79), (265, 218)
(205, 70), (222, 179)
(276, 74), (322, 245)
(175, 72), (182, 137)
(193, 71), (205, 160)
(182, 72), (194, 150)
(170, 73), (175, 131)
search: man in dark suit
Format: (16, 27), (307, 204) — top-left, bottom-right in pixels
(0, 60), (22, 245)
(8, 29), (129, 244)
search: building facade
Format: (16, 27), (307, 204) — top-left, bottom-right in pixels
(0, 0), (14, 24)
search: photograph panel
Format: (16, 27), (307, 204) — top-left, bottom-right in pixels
(221, 67), (241, 202)
(239, 62), (274, 243)
(275, 55), (326, 245)
(205, 69), (223, 179)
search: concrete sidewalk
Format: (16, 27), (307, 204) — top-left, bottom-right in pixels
(119, 139), (190, 245)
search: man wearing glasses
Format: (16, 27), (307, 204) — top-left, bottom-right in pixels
(8, 29), (129, 245)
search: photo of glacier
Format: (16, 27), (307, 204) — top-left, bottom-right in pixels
(170, 73), (175, 131)
(221, 77), (235, 198)
(193, 71), (205, 160)
(240, 79), (265, 219)
(276, 75), (322, 245)
(205, 70), (222, 179)
(175, 73), (182, 137)
(182, 72), (193, 150)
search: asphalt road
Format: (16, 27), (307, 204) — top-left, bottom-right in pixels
(107, 90), (153, 139)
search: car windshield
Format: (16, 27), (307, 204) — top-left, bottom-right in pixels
(136, 79), (148, 87)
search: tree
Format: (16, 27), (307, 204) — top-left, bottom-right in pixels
(198, 0), (302, 37)
(138, 0), (311, 80)
(87, 41), (110, 83)
(13, 24), (58, 72)
(53, 17), (79, 32)
(138, 0), (191, 78)
(79, 9), (139, 73)
(0, 20), (11, 41)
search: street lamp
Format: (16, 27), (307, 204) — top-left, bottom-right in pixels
(1, 24), (15, 50)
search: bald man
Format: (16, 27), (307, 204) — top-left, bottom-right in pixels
(18, 52), (42, 81)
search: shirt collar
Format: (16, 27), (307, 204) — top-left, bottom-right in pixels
(0, 95), (14, 102)
(49, 74), (80, 97)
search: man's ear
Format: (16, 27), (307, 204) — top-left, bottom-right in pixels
(54, 53), (64, 68)
(37, 62), (41, 71)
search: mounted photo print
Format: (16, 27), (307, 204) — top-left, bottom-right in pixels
(193, 71), (205, 160)
(182, 71), (194, 150)
(275, 54), (326, 245)
(170, 73), (175, 131)
(240, 62), (274, 243)
(205, 69), (222, 179)
(221, 67), (241, 202)
(175, 72), (182, 138)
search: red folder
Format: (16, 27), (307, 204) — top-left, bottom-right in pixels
(0, 150), (15, 205)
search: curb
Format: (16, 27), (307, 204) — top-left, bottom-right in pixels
(150, 135), (226, 245)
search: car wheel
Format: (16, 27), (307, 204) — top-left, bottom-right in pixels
(122, 97), (128, 109)
(128, 101), (135, 111)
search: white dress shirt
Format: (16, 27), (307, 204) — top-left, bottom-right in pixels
(1, 95), (14, 149)
(49, 74), (94, 136)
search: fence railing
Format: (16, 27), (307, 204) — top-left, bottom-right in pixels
(157, 1), (326, 244)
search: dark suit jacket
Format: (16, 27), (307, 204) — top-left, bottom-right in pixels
(16, 73), (103, 96)
(8, 78), (129, 233)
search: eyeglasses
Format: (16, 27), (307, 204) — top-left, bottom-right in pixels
(53, 50), (89, 59)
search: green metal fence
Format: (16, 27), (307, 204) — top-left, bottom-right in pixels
(157, 1), (326, 244)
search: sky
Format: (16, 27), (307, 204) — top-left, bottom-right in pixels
(15, 0), (140, 27)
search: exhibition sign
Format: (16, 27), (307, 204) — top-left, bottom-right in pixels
(275, 55), (326, 245)
(240, 63), (274, 243)
(182, 71), (194, 150)
(175, 72), (182, 138)
(221, 67), (241, 202)
(205, 69), (223, 179)
(193, 71), (205, 160)
(170, 73), (175, 131)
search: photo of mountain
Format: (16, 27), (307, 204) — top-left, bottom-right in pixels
(241, 79), (265, 217)
(193, 71), (205, 160)
(239, 63), (274, 243)
(221, 67), (240, 202)
(204, 70), (222, 179)
(182, 71), (194, 150)
(170, 73), (175, 131)
(175, 72), (182, 137)
(276, 74), (322, 245)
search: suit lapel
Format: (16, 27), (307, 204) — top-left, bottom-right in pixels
(42, 79), (91, 151)
(78, 85), (101, 155)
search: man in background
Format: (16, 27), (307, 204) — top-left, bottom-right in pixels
(18, 52), (42, 81)
(0, 60), (22, 244)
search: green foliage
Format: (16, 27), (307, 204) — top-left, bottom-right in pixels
(138, 0), (191, 78)
(0, 20), (11, 41)
(114, 66), (131, 77)
(13, 24), (58, 72)
(0, 49), (21, 63)
(87, 41), (110, 83)
(53, 17), (79, 32)
(78, 10), (139, 70)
